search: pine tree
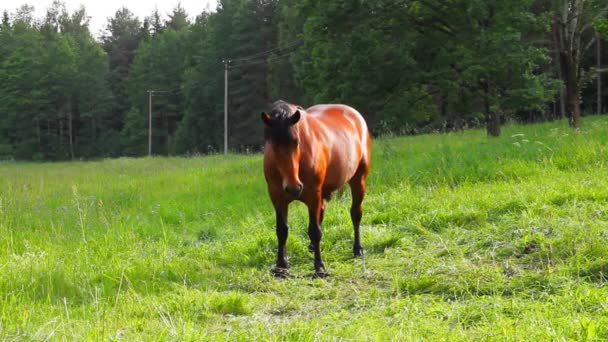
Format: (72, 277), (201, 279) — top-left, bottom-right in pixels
(102, 8), (143, 134)
(228, 0), (280, 149)
(127, 7), (189, 155)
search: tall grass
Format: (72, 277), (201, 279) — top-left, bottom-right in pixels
(1, 116), (608, 340)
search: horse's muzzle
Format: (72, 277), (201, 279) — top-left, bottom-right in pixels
(284, 183), (303, 198)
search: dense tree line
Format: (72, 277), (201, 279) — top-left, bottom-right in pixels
(0, 0), (607, 160)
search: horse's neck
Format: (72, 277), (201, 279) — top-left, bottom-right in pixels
(296, 114), (322, 151)
(296, 114), (312, 141)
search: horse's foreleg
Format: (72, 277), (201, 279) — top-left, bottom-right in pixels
(320, 201), (325, 225)
(349, 174), (367, 257)
(307, 193), (327, 276)
(272, 200), (290, 276)
(308, 201), (325, 253)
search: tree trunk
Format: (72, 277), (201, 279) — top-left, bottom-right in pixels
(483, 81), (500, 137)
(440, 92), (448, 126)
(91, 117), (96, 142)
(36, 118), (40, 145)
(598, 32), (602, 114)
(59, 117), (63, 151)
(68, 100), (74, 160)
(556, 1), (586, 129)
(564, 54), (581, 128)
(552, 15), (566, 118)
(166, 115), (170, 154)
(485, 110), (500, 137)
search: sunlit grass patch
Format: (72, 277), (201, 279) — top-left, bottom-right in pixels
(1, 116), (608, 339)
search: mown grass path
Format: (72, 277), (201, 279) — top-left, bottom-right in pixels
(1, 116), (608, 340)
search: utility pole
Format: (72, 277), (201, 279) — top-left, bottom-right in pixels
(148, 90), (153, 156)
(223, 59), (230, 154)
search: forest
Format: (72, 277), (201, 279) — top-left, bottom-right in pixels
(0, 0), (607, 160)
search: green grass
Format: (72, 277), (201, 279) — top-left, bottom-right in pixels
(2, 116), (608, 340)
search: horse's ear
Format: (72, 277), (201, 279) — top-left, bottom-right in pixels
(290, 110), (301, 125)
(261, 112), (273, 126)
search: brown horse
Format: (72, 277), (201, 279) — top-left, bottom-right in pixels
(261, 100), (371, 277)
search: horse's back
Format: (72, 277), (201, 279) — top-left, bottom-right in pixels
(306, 104), (370, 160)
(306, 104), (365, 127)
(303, 104), (371, 190)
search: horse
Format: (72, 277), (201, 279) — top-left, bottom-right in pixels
(261, 100), (372, 277)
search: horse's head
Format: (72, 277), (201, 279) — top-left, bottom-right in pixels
(262, 101), (303, 198)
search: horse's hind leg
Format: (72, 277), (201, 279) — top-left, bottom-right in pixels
(349, 167), (368, 257)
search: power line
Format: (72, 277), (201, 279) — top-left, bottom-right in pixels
(230, 49), (296, 69)
(230, 39), (302, 62)
(229, 39), (303, 63)
(149, 88), (181, 95)
(219, 38), (303, 154)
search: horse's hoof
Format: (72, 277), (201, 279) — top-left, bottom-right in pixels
(354, 247), (364, 257)
(314, 268), (329, 278)
(271, 267), (290, 278)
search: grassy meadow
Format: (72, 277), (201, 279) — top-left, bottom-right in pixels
(2, 116), (608, 340)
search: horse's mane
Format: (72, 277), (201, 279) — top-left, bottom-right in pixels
(265, 100), (302, 143)
(270, 100), (298, 119)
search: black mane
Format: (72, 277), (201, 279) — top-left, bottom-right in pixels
(270, 100), (293, 120)
(264, 100), (301, 144)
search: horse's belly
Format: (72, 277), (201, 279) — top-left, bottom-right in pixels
(324, 173), (347, 189)
(323, 151), (359, 189)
